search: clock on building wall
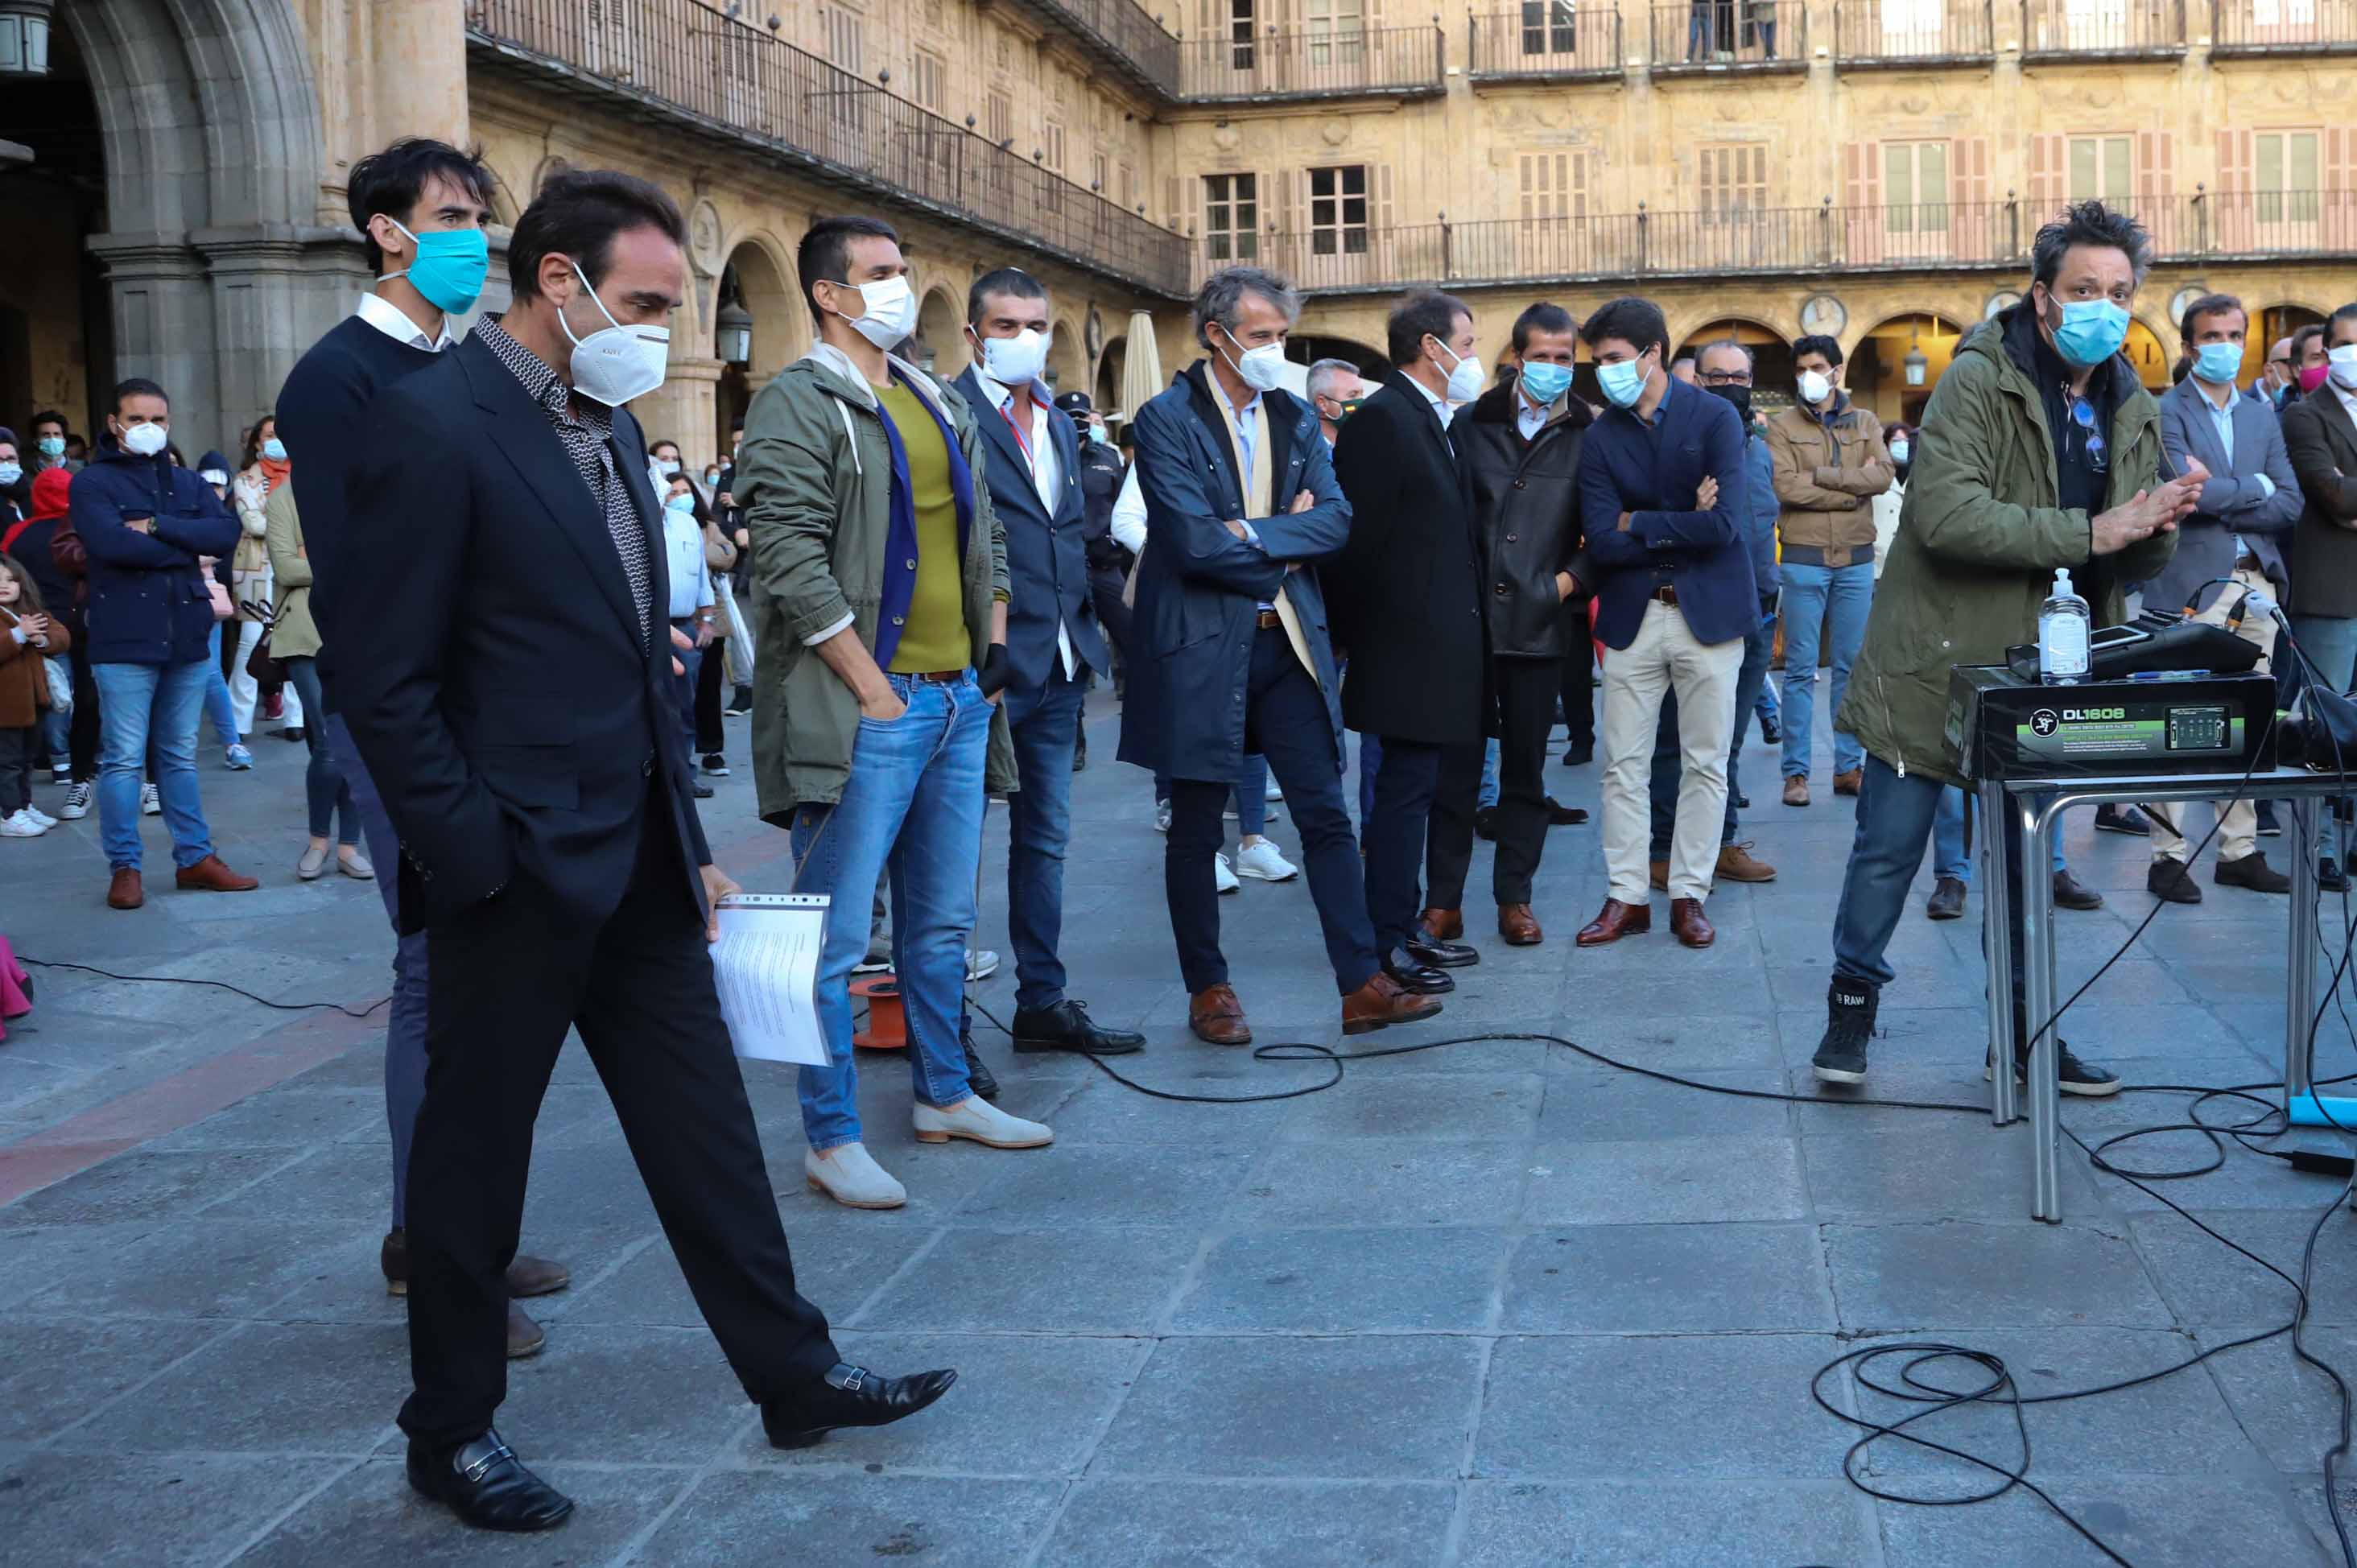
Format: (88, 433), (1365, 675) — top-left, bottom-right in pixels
(1985, 291), (2022, 320)
(1800, 295), (1846, 339)
(2169, 285), (2210, 328)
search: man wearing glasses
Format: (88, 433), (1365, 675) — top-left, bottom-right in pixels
(1810, 200), (2206, 1095)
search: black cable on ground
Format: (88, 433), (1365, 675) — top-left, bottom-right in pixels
(13, 958), (391, 1019)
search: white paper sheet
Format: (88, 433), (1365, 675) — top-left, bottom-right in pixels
(709, 893), (832, 1067)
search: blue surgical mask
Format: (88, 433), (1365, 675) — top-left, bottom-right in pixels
(2049, 295), (2131, 369)
(382, 218), (490, 316)
(1598, 355), (1650, 410)
(0, 463), (19, 488)
(36, 436), (63, 458)
(1518, 361), (1574, 406)
(2192, 342), (2245, 386)
(261, 437), (287, 462)
(665, 492), (696, 514)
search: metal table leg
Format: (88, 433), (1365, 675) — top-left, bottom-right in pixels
(2022, 791), (2063, 1222)
(1980, 780), (2016, 1125)
(2289, 794), (2321, 1104)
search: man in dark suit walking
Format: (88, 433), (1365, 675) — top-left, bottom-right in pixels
(324, 171), (952, 1534)
(953, 268), (1145, 1056)
(2284, 301), (2357, 886)
(1117, 266), (1439, 1045)
(1330, 291), (1489, 988)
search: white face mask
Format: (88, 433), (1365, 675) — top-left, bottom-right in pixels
(2330, 344), (2357, 391)
(976, 327), (1047, 387)
(1798, 369), (1835, 406)
(1431, 336), (1484, 404)
(121, 421), (169, 458)
(830, 275), (917, 351)
(656, 458), (680, 477)
(1216, 326), (1289, 393)
(558, 262), (669, 406)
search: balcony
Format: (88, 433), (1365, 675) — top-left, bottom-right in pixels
(1176, 24), (1446, 104)
(462, 0), (1190, 298)
(2020, 0), (2188, 59)
(1467, 6), (1626, 83)
(1003, 0), (1181, 101)
(1199, 192), (2355, 293)
(2211, 0), (2357, 55)
(1832, 0), (1996, 66)
(1649, 1), (1808, 72)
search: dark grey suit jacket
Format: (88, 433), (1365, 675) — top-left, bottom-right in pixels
(2149, 377), (2301, 612)
(2285, 386), (2357, 619)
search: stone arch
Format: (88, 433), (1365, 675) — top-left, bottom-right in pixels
(1846, 312), (1968, 424)
(1046, 316), (1085, 394)
(1291, 333), (1387, 382)
(1678, 316), (1794, 408)
(69, 0), (332, 451)
(712, 233), (803, 460)
(915, 285), (963, 374)
(1096, 335), (1125, 413)
(2124, 312), (2173, 391)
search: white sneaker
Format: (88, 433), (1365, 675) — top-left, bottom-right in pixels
(23, 805), (58, 829)
(1234, 838), (1298, 881)
(852, 951), (893, 976)
(59, 781), (92, 820)
(804, 1144), (906, 1210)
(1154, 798), (1172, 833)
(141, 783), (160, 816)
(1215, 852), (1240, 895)
(914, 1096), (1053, 1149)
(964, 947), (1000, 982)
(0, 810), (46, 838)
(1265, 777), (1284, 802)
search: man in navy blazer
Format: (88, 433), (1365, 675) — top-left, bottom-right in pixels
(2144, 292), (2303, 898)
(1117, 266), (1440, 1044)
(1568, 296), (1759, 952)
(953, 269), (1143, 1056)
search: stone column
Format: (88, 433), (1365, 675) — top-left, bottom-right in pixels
(85, 233), (218, 445)
(197, 225), (363, 440)
(641, 355), (726, 472)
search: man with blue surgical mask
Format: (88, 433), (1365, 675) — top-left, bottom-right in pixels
(27, 411), (77, 476)
(1814, 200), (2206, 1097)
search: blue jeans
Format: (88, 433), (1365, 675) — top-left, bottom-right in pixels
(93, 659), (215, 871)
(282, 655), (353, 843)
(1777, 562), (1873, 781)
(202, 622), (239, 752)
(1478, 738), (1500, 811)
(1933, 786), (1972, 883)
(39, 706), (68, 766)
(668, 617), (702, 766)
(1002, 662), (1084, 1011)
(792, 671), (988, 1151)
(329, 713), (430, 1228)
(1156, 754), (1267, 837)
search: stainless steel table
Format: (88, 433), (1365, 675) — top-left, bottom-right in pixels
(1978, 767), (2338, 1220)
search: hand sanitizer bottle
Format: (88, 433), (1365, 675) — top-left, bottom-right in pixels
(2038, 568), (2091, 686)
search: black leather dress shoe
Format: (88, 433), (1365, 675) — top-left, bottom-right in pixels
(1011, 998), (1146, 1056)
(762, 1362), (959, 1450)
(1404, 935), (1480, 969)
(1382, 946), (1455, 995)
(959, 1018), (999, 1099)
(405, 1430), (574, 1532)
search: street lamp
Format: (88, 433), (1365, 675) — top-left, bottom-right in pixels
(1903, 340), (1929, 388)
(0, 1), (55, 77)
(715, 296), (754, 366)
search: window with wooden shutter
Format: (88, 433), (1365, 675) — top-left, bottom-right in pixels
(1698, 144), (1768, 222)
(2066, 135), (2132, 203)
(1951, 135), (1992, 259)
(1883, 142), (1949, 235)
(1841, 142), (1883, 264)
(1165, 175), (1187, 233)
(987, 89), (1012, 145)
(2256, 129), (2319, 224)
(1203, 172), (1259, 262)
(1521, 0), (1579, 55)
(2326, 127), (2355, 252)
(1518, 151), (1588, 221)
(911, 48), (946, 111)
(2026, 132), (2065, 219)
(1308, 165), (1370, 256)
(2215, 127), (2256, 250)
(1045, 121), (1067, 175)
(824, 3), (865, 75)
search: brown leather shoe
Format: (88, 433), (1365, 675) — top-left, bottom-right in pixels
(1648, 860), (1670, 893)
(506, 1302), (545, 1359)
(1576, 898), (1651, 947)
(1715, 843), (1777, 883)
(175, 854), (259, 893)
(1781, 775), (1810, 807)
(106, 868), (144, 910)
(1189, 984), (1251, 1046)
(1497, 904), (1543, 945)
(1832, 769), (1864, 797)
(1341, 971), (1443, 1034)
(1670, 897), (1715, 948)
(1420, 907), (1463, 942)
(505, 1253), (571, 1298)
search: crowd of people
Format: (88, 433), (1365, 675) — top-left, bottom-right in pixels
(7, 129), (2356, 1535)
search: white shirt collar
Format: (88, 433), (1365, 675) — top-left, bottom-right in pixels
(976, 369), (1048, 415)
(2334, 379), (2357, 423)
(355, 291), (455, 353)
(1406, 373), (1447, 415)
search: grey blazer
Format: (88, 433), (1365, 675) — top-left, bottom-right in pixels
(2148, 377), (2301, 613)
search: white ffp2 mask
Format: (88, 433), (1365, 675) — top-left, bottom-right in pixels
(559, 262), (669, 406)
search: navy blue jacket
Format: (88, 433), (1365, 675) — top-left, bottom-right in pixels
(1742, 427), (1780, 605)
(1116, 363), (1352, 782)
(953, 365), (1108, 691)
(1575, 378), (1761, 650)
(72, 438), (239, 666)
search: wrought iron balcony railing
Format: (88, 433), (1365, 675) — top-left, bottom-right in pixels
(1649, 1), (1808, 70)
(1003, 0), (1181, 99)
(2020, 0), (2188, 56)
(1176, 24), (1447, 102)
(2210, 0), (2357, 52)
(1195, 192), (2356, 294)
(1832, 0), (1996, 64)
(1467, 6), (1626, 80)
(464, 0), (1191, 297)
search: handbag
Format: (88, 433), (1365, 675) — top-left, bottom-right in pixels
(245, 629), (284, 686)
(43, 650), (72, 716)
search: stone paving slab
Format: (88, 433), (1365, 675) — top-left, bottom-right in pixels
(5, 689), (2355, 1564)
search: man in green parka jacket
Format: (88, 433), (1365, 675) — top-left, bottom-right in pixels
(1812, 201), (2209, 1094)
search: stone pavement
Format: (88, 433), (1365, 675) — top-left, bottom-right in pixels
(2, 688), (2353, 1566)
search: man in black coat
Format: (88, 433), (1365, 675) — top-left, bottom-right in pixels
(1434, 303), (1594, 947)
(1330, 291), (1489, 988)
(324, 171), (952, 1534)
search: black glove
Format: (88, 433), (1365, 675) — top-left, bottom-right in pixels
(976, 642), (1012, 699)
(1760, 593), (1778, 619)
